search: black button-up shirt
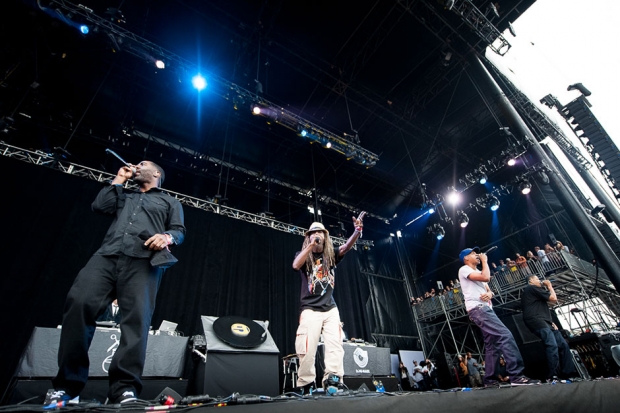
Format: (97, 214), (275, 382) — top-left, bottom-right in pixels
(92, 184), (186, 258)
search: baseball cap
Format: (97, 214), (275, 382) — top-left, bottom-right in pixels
(459, 246), (480, 263)
(305, 222), (329, 235)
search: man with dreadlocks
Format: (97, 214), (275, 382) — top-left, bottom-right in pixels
(292, 212), (366, 395)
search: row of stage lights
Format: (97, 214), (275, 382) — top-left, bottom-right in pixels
(41, 2), (212, 90)
(249, 104), (378, 167)
(44, 1), (381, 169)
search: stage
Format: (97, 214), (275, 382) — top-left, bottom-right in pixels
(3, 378), (619, 412)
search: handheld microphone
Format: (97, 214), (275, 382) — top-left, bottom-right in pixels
(105, 149), (136, 175)
(314, 237), (321, 244)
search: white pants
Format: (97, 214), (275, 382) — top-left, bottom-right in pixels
(295, 307), (344, 386)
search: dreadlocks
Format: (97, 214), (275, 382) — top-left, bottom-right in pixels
(302, 233), (336, 275)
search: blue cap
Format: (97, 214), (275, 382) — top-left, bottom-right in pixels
(459, 247), (480, 263)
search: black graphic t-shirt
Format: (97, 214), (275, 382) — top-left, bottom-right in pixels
(296, 250), (344, 312)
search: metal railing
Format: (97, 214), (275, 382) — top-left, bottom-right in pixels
(412, 252), (581, 321)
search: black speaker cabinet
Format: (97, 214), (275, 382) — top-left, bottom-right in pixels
(512, 314), (541, 344)
(191, 316), (280, 398)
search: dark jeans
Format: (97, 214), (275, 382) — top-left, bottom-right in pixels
(533, 327), (576, 379)
(468, 305), (524, 383)
(53, 255), (162, 401)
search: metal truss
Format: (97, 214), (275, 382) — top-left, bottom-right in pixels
(411, 251), (620, 358)
(45, 0), (379, 166)
(0, 142), (374, 248)
(450, 0), (511, 56)
(487, 62), (595, 171)
(130, 130), (392, 224)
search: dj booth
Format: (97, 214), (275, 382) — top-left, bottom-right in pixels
(6, 327), (188, 404)
(16, 327), (187, 378)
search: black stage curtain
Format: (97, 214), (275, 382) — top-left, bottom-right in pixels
(0, 157), (416, 395)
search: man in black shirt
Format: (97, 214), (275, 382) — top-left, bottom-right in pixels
(292, 213), (365, 395)
(46, 161), (185, 406)
(521, 275), (576, 381)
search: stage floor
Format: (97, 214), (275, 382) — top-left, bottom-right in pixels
(4, 378), (619, 413)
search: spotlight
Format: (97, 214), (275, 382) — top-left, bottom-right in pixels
(390, 233), (395, 237)
(192, 74), (207, 91)
(535, 170), (550, 185)
(325, 141), (332, 149)
(308, 205), (315, 214)
(479, 173), (488, 184)
(300, 129), (308, 137)
(79, 25), (89, 34)
(519, 180), (532, 195)
(428, 207), (435, 214)
(457, 211), (469, 228)
(506, 157), (516, 166)
(396, 230), (402, 238)
(489, 196), (500, 211)
(155, 60), (165, 69)
(252, 105), (262, 115)
(436, 226), (445, 240)
(447, 190), (461, 205)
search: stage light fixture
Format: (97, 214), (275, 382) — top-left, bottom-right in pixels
(155, 60), (165, 69)
(79, 24), (89, 34)
(192, 74), (207, 91)
(519, 180), (532, 195)
(252, 105), (262, 115)
(308, 205), (315, 214)
(489, 196), (500, 211)
(396, 230), (402, 238)
(479, 173), (488, 184)
(457, 211), (469, 228)
(436, 225), (445, 240)
(428, 207), (435, 214)
(506, 157), (516, 166)
(447, 190), (461, 205)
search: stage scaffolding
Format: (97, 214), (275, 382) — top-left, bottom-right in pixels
(412, 251), (620, 367)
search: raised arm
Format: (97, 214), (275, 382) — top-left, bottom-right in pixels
(338, 212), (366, 256)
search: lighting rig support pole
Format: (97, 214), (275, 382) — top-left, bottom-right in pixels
(468, 53), (620, 292)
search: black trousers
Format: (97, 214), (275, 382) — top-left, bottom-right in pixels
(533, 327), (577, 379)
(52, 254), (162, 401)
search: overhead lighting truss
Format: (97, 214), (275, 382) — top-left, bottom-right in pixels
(46, 0), (380, 167)
(0, 142), (374, 249)
(130, 129), (390, 223)
(447, 0), (511, 55)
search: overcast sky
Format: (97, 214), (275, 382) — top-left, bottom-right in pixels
(488, 0), (620, 146)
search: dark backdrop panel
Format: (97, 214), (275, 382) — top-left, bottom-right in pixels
(0, 157), (417, 396)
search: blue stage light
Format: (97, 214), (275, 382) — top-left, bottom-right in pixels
(436, 233), (444, 240)
(192, 74), (207, 91)
(79, 25), (89, 34)
(300, 129), (308, 137)
(428, 207), (435, 214)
